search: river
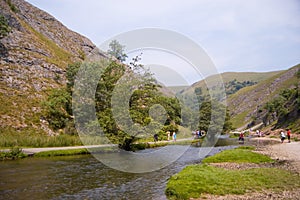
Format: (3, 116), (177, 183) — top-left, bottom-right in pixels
(0, 138), (277, 200)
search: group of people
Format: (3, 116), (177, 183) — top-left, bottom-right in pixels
(280, 129), (291, 143)
(153, 131), (177, 143)
(238, 128), (292, 144)
(166, 131), (176, 142)
(192, 130), (205, 139)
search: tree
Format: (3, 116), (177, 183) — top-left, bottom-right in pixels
(107, 40), (128, 62)
(198, 100), (232, 134)
(43, 88), (72, 130)
(0, 14), (11, 39)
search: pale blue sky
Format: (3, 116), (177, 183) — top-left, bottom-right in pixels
(26, 0), (300, 74)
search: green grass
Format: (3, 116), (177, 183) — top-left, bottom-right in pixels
(202, 147), (273, 164)
(0, 131), (83, 147)
(33, 146), (119, 157)
(165, 147), (294, 199)
(166, 164), (300, 199)
(34, 148), (90, 157)
(20, 19), (73, 67)
(230, 111), (249, 129)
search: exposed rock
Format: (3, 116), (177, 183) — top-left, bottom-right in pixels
(228, 66), (299, 125)
(0, 0), (106, 135)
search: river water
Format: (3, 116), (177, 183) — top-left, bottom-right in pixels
(0, 138), (277, 200)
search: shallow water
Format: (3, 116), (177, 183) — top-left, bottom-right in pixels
(0, 139), (275, 200)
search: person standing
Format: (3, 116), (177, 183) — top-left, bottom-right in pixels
(239, 132), (244, 144)
(280, 131), (286, 143)
(153, 134), (158, 143)
(173, 132), (176, 142)
(167, 131), (170, 141)
(287, 129), (291, 143)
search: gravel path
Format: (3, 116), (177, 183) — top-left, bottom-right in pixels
(195, 140), (300, 200)
(255, 141), (300, 173)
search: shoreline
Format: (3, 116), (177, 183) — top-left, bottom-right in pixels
(0, 137), (201, 159)
(167, 140), (300, 200)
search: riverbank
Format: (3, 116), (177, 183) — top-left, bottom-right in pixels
(0, 137), (202, 159)
(166, 140), (300, 200)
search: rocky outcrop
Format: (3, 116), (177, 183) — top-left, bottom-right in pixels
(0, 0), (105, 135)
(11, 0), (96, 57)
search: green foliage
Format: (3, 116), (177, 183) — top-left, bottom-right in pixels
(107, 40), (128, 62)
(0, 14), (11, 39)
(43, 88), (72, 130)
(198, 100), (233, 134)
(43, 56), (183, 150)
(95, 59), (181, 150)
(225, 79), (257, 95)
(78, 49), (86, 60)
(263, 86), (299, 128)
(4, 0), (18, 12)
(0, 147), (27, 160)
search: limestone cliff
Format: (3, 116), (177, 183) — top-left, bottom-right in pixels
(0, 0), (104, 135)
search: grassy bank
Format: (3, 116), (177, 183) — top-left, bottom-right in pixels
(0, 147), (28, 161)
(202, 146), (273, 164)
(0, 131), (111, 148)
(33, 146), (118, 157)
(165, 146), (300, 199)
(0, 132), (83, 147)
(33, 148), (90, 157)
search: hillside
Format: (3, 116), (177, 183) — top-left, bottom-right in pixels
(228, 64), (300, 130)
(177, 67), (299, 133)
(180, 71), (281, 97)
(0, 0), (105, 135)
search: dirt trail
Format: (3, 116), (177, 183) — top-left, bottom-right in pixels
(256, 141), (300, 173)
(196, 140), (300, 200)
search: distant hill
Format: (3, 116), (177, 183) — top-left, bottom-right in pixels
(177, 67), (299, 133)
(179, 71), (281, 97)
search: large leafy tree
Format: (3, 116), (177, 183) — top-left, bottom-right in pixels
(43, 54), (182, 150)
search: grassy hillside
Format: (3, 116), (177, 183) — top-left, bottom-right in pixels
(180, 71), (281, 96)
(228, 64), (300, 130)
(177, 66), (299, 133)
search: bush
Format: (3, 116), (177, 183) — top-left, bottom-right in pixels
(0, 147), (27, 160)
(0, 14), (11, 39)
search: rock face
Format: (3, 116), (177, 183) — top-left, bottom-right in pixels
(0, 0), (105, 134)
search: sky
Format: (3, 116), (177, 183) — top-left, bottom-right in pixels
(26, 0), (300, 81)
